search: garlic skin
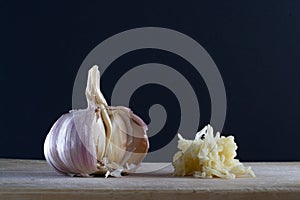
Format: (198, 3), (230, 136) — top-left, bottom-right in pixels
(44, 109), (105, 176)
(44, 65), (149, 177)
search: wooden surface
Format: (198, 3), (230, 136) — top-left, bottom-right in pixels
(0, 159), (300, 200)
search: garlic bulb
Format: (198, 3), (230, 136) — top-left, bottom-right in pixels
(44, 65), (149, 177)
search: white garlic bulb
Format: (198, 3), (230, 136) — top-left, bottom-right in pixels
(44, 66), (149, 177)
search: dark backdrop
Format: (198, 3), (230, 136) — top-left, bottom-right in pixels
(0, 1), (299, 161)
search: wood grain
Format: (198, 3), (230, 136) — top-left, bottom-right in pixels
(0, 159), (299, 200)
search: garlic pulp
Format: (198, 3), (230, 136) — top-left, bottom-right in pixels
(44, 65), (149, 177)
(172, 125), (255, 179)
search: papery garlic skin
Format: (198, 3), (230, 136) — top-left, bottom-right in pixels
(44, 108), (106, 176)
(44, 65), (149, 177)
(172, 125), (255, 179)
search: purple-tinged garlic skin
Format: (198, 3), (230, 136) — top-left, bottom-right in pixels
(44, 108), (106, 176)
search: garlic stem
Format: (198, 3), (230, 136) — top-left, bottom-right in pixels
(85, 65), (108, 107)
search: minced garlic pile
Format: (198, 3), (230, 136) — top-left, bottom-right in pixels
(172, 125), (255, 179)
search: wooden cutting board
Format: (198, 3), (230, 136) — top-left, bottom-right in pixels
(0, 159), (299, 200)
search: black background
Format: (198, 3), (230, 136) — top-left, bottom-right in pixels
(0, 1), (299, 161)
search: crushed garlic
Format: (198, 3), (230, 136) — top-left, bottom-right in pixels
(172, 125), (255, 179)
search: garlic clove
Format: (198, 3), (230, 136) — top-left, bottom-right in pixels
(106, 107), (128, 165)
(44, 115), (70, 175)
(70, 108), (105, 175)
(105, 106), (149, 171)
(124, 111), (149, 167)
